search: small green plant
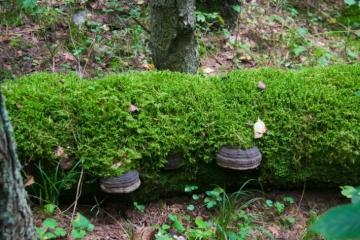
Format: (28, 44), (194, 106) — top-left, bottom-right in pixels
(133, 201), (145, 213)
(215, 179), (261, 239)
(36, 211), (94, 240)
(71, 213), (95, 239)
(274, 201), (285, 214)
(204, 187), (224, 209)
(34, 161), (80, 205)
(186, 217), (215, 239)
(43, 203), (57, 215)
(36, 218), (66, 240)
(184, 185), (200, 211)
(265, 196), (294, 215)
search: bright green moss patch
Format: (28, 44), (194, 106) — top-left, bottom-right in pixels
(2, 65), (360, 195)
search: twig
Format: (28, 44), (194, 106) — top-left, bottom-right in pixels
(297, 181), (306, 213)
(82, 36), (97, 75)
(67, 20), (83, 78)
(102, 209), (131, 238)
(71, 167), (84, 221)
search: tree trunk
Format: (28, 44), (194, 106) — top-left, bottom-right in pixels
(223, 0), (240, 28)
(0, 94), (36, 240)
(149, 0), (199, 74)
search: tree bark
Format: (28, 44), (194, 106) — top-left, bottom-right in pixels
(0, 94), (36, 240)
(149, 0), (200, 74)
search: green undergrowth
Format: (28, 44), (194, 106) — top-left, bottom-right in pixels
(2, 65), (360, 200)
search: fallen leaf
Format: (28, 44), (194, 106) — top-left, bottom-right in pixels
(59, 158), (73, 170)
(55, 146), (65, 158)
(129, 104), (139, 113)
(15, 103), (23, 109)
(257, 81), (266, 91)
(62, 52), (76, 61)
(132, 226), (155, 240)
(24, 175), (35, 187)
(143, 63), (154, 71)
(203, 67), (215, 74)
(254, 118), (267, 139)
(55, 146), (72, 170)
(112, 162), (122, 168)
(267, 225), (281, 238)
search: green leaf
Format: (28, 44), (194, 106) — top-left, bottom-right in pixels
(344, 0), (356, 5)
(340, 186), (356, 198)
(44, 232), (57, 239)
(71, 229), (87, 239)
(232, 5), (241, 13)
(192, 194), (200, 200)
(274, 201), (285, 214)
(194, 217), (208, 229)
(265, 199), (273, 207)
(187, 204), (195, 211)
(36, 227), (46, 236)
(43, 204), (57, 215)
(297, 28), (309, 37)
(283, 196), (295, 204)
(293, 46), (307, 57)
(161, 224), (170, 231)
(42, 218), (58, 229)
(204, 198), (217, 209)
(347, 50), (358, 60)
(228, 231), (238, 240)
(54, 227), (66, 237)
(311, 203), (360, 239)
(21, 0), (37, 9)
(72, 213), (92, 230)
(184, 185), (198, 193)
(168, 214), (185, 233)
(133, 202), (145, 213)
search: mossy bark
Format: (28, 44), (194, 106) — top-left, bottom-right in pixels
(0, 94), (36, 240)
(150, 0), (199, 73)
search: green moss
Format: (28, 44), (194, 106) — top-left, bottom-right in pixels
(2, 65), (360, 199)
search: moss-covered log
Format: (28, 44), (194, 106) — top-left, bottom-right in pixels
(1, 65), (360, 200)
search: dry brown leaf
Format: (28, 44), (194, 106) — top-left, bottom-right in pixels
(55, 146), (72, 170)
(132, 227), (155, 240)
(24, 175), (35, 187)
(62, 52), (76, 61)
(257, 81), (266, 91)
(203, 67), (215, 74)
(59, 158), (73, 170)
(55, 146), (65, 158)
(254, 118), (267, 139)
(129, 104), (140, 113)
(143, 63), (154, 71)
(15, 103), (23, 109)
(267, 225), (281, 238)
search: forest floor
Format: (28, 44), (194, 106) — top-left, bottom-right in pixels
(1, 0), (359, 80)
(32, 189), (346, 240)
(1, 0), (359, 239)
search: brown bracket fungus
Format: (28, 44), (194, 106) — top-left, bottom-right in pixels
(163, 152), (184, 170)
(216, 146), (262, 170)
(100, 170), (141, 194)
